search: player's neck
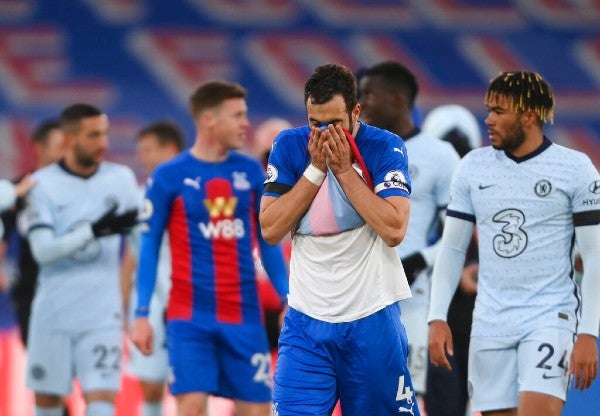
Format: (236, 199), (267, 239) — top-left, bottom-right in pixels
(391, 118), (416, 139)
(189, 139), (229, 162)
(510, 132), (544, 158)
(61, 156), (99, 178)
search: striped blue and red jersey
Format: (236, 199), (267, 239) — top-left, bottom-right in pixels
(135, 150), (287, 325)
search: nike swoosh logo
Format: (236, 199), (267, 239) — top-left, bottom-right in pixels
(542, 373), (563, 379)
(478, 184), (495, 190)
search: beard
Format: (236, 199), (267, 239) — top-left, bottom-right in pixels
(74, 147), (99, 167)
(492, 121), (525, 153)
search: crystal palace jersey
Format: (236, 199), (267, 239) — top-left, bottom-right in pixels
(264, 122), (413, 322)
(136, 151), (268, 325)
(447, 138), (600, 337)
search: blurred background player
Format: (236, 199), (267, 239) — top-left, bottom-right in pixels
(131, 81), (289, 416)
(122, 121), (185, 416)
(251, 117), (293, 353)
(1, 119), (65, 345)
(252, 117), (293, 170)
(358, 61), (460, 401)
(421, 104), (481, 416)
(0, 174), (36, 272)
(22, 103), (139, 416)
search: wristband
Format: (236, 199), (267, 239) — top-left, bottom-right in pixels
(134, 306), (150, 318)
(303, 164), (326, 186)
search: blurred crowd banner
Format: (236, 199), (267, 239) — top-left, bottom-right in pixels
(0, 0), (599, 181)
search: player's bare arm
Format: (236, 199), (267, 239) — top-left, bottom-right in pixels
(326, 124), (409, 247)
(259, 127), (327, 245)
(569, 223), (600, 390)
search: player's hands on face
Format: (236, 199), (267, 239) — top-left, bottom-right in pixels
(428, 320), (454, 371)
(323, 125), (352, 176)
(131, 317), (154, 356)
(308, 126), (327, 172)
(569, 333), (599, 391)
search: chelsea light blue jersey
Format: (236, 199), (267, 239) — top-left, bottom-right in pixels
(397, 130), (460, 256)
(447, 138), (600, 337)
(23, 161), (139, 331)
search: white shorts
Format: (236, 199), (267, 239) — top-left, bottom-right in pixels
(26, 326), (122, 395)
(127, 294), (168, 382)
(400, 271), (430, 394)
(469, 327), (574, 412)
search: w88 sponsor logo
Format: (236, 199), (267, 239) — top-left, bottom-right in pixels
(199, 218), (245, 239)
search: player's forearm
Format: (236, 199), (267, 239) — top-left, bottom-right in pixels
(29, 224), (94, 265)
(134, 233), (161, 318)
(259, 181), (320, 244)
(334, 169), (409, 247)
(575, 224), (600, 336)
(427, 216), (474, 322)
(259, 238), (289, 302)
(119, 246), (136, 314)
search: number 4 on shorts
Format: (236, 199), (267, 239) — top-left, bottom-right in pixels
(396, 375), (414, 403)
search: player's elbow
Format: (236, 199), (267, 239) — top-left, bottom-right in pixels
(259, 209), (285, 245)
(381, 227), (406, 247)
(383, 233), (404, 248)
(260, 224), (283, 246)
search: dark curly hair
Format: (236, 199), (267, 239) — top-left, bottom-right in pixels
(304, 64), (358, 117)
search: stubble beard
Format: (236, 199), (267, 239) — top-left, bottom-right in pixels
(492, 122), (525, 153)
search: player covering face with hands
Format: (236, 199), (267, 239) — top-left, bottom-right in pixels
(261, 64), (419, 416)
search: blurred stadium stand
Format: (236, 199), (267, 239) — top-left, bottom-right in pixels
(1, 1), (600, 415)
(0, 0), (600, 180)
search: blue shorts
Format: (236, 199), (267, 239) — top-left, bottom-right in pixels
(167, 319), (272, 402)
(273, 304), (421, 416)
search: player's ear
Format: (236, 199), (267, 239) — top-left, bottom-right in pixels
(200, 108), (217, 128)
(521, 109), (538, 127)
(352, 104), (361, 123)
(62, 131), (75, 148)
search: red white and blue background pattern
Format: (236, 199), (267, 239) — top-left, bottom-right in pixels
(0, 0), (600, 179)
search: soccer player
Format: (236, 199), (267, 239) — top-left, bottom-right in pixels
(123, 121), (185, 416)
(22, 103), (139, 416)
(252, 117), (293, 170)
(260, 63), (420, 415)
(2, 119), (65, 345)
(420, 104), (482, 416)
(358, 61), (461, 398)
(130, 80), (289, 416)
(252, 117), (293, 352)
(428, 71), (600, 416)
